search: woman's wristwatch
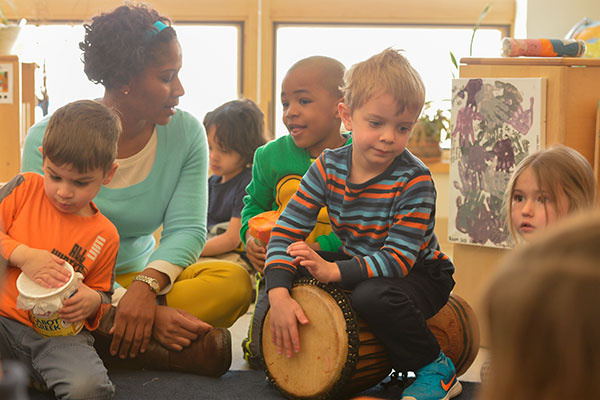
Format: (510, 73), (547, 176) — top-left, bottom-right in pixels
(133, 275), (160, 295)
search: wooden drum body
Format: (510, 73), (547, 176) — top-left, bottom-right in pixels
(262, 278), (391, 399)
(427, 293), (480, 377)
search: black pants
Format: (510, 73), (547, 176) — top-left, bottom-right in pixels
(319, 252), (455, 372)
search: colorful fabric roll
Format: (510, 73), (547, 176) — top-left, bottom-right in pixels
(501, 38), (587, 57)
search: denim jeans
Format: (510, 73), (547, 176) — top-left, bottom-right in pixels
(0, 316), (114, 400)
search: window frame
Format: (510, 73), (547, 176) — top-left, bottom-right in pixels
(7, 0), (515, 140)
(271, 21), (510, 139)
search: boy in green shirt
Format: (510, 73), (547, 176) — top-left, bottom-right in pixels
(241, 56), (351, 367)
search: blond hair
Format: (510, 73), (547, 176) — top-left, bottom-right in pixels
(505, 144), (596, 239)
(482, 211), (600, 400)
(342, 48), (425, 114)
(43, 100), (121, 174)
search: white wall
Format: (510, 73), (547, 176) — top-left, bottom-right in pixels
(525, 0), (599, 38)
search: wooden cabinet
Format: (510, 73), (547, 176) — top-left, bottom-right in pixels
(0, 55), (36, 182)
(451, 57), (600, 345)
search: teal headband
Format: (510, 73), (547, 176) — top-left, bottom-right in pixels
(153, 21), (168, 33)
(146, 20), (168, 40)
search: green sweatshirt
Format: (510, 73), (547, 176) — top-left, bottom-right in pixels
(241, 134), (351, 252)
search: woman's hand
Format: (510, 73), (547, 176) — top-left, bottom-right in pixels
(268, 287), (309, 358)
(109, 281), (157, 359)
(287, 241), (341, 283)
(60, 283), (101, 323)
(153, 306), (213, 351)
(245, 232), (266, 273)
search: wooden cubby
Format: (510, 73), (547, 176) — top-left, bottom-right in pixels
(0, 55), (36, 182)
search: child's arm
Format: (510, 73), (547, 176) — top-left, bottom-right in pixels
(60, 283), (102, 323)
(267, 287), (308, 358)
(0, 174), (70, 287)
(200, 217), (242, 256)
(241, 146), (273, 271)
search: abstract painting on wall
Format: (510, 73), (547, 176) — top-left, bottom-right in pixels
(448, 77), (546, 248)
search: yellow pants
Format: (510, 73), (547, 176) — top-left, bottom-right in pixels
(116, 260), (253, 328)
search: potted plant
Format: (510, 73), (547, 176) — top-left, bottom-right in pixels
(408, 101), (450, 164)
(0, 0), (21, 54)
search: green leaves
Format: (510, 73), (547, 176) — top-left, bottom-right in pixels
(470, 3), (492, 56)
(450, 51), (459, 78)
(449, 3), (492, 78)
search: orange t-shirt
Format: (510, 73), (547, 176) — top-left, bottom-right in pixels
(0, 173), (119, 330)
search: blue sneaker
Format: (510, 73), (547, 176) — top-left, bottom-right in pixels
(401, 352), (462, 400)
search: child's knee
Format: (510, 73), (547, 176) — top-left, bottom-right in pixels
(226, 263), (254, 307)
(351, 279), (411, 319)
(351, 280), (387, 314)
(54, 374), (114, 400)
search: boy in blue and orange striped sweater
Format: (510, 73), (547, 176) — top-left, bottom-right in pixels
(264, 48), (460, 400)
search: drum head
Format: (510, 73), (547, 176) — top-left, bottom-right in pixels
(262, 284), (349, 398)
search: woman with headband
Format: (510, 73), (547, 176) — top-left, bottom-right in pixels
(21, 4), (252, 377)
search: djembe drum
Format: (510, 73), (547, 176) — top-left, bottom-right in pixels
(262, 278), (392, 399)
(262, 279), (480, 399)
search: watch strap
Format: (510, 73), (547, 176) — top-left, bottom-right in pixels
(133, 275), (160, 295)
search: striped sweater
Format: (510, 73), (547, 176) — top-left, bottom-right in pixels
(264, 145), (453, 291)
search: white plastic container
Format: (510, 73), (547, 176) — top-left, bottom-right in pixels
(16, 261), (84, 337)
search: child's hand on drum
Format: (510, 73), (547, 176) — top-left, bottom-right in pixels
(9, 244), (71, 288)
(268, 287), (309, 358)
(60, 283), (101, 323)
(287, 241), (341, 283)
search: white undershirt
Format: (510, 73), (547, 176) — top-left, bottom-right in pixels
(105, 128), (157, 189)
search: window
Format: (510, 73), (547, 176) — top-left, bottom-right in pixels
(15, 23), (240, 124)
(16, 25), (102, 121)
(274, 24), (505, 146)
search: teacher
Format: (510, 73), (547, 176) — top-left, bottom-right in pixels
(21, 4), (252, 375)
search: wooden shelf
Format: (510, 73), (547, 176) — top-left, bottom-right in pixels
(453, 57), (600, 346)
(461, 57), (600, 67)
